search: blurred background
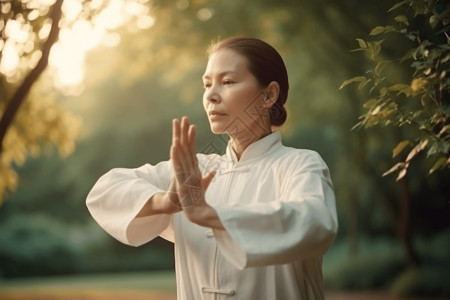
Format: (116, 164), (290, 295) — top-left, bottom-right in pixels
(0, 0), (449, 299)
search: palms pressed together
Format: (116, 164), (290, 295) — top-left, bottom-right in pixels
(168, 117), (217, 223)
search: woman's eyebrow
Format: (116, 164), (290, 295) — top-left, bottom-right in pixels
(202, 71), (238, 80)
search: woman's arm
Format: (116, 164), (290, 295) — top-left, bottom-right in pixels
(86, 161), (176, 246)
(212, 151), (338, 269)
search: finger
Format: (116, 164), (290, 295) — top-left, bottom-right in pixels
(187, 124), (198, 169)
(178, 117), (191, 174)
(172, 118), (180, 146)
(188, 124), (197, 155)
(171, 119), (179, 162)
(180, 116), (189, 147)
(171, 119), (183, 175)
(182, 117), (198, 173)
(171, 143), (182, 172)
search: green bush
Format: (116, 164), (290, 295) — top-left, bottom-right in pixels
(390, 229), (450, 297)
(0, 214), (79, 278)
(324, 238), (406, 289)
(324, 231), (450, 297)
(391, 266), (450, 297)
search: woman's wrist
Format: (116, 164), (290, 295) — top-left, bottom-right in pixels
(184, 203), (224, 230)
(136, 192), (179, 217)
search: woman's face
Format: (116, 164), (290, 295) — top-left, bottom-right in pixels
(202, 48), (269, 136)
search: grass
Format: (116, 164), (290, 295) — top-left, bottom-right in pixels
(0, 270), (177, 297)
(1, 270), (448, 300)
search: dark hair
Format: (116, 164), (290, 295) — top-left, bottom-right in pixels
(208, 36), (289, 126)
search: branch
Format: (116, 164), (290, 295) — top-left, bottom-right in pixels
(0, 0), (64, 154)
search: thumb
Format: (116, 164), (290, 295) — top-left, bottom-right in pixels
(201, 171), (216, 190)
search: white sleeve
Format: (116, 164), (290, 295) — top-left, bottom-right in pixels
(86, 161), (175, 246)
(212, 152), (338, 269)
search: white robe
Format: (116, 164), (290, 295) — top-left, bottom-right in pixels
(86, 131), (338, 300)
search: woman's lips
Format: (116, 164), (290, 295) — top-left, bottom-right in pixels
(208, 111), (227, 120)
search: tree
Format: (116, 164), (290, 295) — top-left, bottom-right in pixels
(0, 0), (82, 204)
(341, 0), (450, 180)
(340, 0), (450, 267)
(0, 0), (154, 204)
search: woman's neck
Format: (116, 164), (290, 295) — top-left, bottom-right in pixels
(228, 126), (272, 160)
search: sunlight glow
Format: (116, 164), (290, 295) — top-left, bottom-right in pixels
(62, 0), (83, 23)
(197, 8), (214, 21)
(137, 15), (155, 29)
(0, 0), (154, 95)
(46, 0), (154, 95)
(0, 41), (19, 75)
(49, 20), (99, 90)
(6, 20), (29, 44)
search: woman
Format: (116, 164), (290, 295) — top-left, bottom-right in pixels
(86, 36), (338, 299)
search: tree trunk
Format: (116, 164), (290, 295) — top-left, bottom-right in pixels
(0, 0), (64, 154)
(397, 177), (420, 267)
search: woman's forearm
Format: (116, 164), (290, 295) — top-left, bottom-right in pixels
(136, 192), (179, 217)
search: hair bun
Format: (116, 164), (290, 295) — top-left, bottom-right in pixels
(270, 103), (287, 127)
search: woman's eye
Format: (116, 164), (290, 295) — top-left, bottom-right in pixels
(223, 80), (233, 85)
(203, 83), (211, 89)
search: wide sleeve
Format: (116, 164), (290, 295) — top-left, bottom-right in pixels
(212, 151), (338, 269)
(86, 160), (174, 246)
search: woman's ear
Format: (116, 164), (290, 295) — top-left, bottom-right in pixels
(264, 81), (280, 107)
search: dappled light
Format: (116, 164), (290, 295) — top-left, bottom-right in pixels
(0, 0), (449, 299)
(0, 0), (153, 95)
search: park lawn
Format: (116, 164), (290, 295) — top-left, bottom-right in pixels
(1, 271), (447, 300)
(0, 271), (177, 300)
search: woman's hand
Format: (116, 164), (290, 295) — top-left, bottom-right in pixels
(170, 116), (224, 230)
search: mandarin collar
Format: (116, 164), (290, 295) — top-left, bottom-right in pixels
(226, 131), (282, 164)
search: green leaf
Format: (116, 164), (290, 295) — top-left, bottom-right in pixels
(339, 76), (366, 90)
(438, 140), (450, 154)
(429, 157), (448, 174)
(382, 162), (404, 177)
(388, 83), (410, 96)
(396, 167), (408, 181)
(370, 26), (388, 36)
(388, 0), (408, 12)
(427, 141), (439, 157)
(441, 54), (450, 64)
(356, 38), (367, 48)
(438, 125), (450, 138)
(367, 40), (384, 60)
(429, 15), (439, 29)
(411, 61), (424, 69)
(395, 15), (409, 26)
(435, 25), (450, 35)
(375, 61), (390, 76)
(371, 105), (381, 115)
(401, 48), (418, 62)
(351, 121), (364, 131)
(393, 140), (410, 158)
(363, 99), (377, 108)
(406, 139), (429, 162)
(358, 78), (371, 89)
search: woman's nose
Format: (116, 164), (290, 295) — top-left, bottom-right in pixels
(204, 86), (220, 104)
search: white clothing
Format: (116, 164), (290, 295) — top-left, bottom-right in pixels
(86, 131), (338, 300)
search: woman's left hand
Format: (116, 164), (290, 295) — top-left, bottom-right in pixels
(170, 116), (224, 230)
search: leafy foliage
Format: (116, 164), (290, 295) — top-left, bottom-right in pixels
(0, 1), (448, 297)
(341, 0), (450, 180)
(0, 1), (84, 204)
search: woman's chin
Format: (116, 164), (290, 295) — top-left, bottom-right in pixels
(209, 123), (226, 134)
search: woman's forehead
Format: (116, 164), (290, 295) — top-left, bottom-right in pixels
(203, 49), (248, 78)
